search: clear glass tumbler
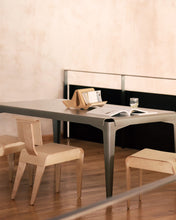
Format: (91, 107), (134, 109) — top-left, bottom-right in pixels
(130, 98), (139, 108)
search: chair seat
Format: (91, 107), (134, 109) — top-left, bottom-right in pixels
(0, 135), (25, 156)
(20, 143), (83, 166)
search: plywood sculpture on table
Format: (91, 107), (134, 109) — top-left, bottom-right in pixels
(63, 88), (107, 109)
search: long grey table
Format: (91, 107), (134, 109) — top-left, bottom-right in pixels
(0, 99), (176, 197)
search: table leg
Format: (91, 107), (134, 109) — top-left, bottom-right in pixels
(52, 120), (61, 143)
(103, 121), (116, 197)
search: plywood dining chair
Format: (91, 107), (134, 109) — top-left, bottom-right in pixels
(11, 119), (84, 205)
(0, 117), (43, 182)
(125, 148), (176, 209)
(0, 135), (24, 181)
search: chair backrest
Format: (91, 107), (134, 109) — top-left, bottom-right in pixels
(16, 119), (43, 156)
(16, 118), (43, 146)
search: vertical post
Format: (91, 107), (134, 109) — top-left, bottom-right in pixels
(121, 75), (126, 105)
(64, 70), (70, 138)
(120, 75), (126, 146)
(64, 70), (68, 99)
(173, 120), (176, 153)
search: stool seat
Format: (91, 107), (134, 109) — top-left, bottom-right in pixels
(125, 148), (176, 209)
(126, 148), (176, 174)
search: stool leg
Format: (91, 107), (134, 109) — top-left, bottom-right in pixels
(8, 154), (15, 182)
(139, 169), (142, 202)
(55, 164), (61, 193)
(126, 165), (131, 209)
(77, 150), (84, 199)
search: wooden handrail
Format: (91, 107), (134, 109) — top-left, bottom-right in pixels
(50, 175), (176, 220)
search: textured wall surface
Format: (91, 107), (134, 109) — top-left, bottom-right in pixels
(0, 0), (176, 134)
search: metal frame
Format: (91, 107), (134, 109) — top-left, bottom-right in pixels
(64, 69), (176, 100)
(63, 69), (176, 197)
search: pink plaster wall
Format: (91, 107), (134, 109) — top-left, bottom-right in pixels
(0, 0), (176, 134)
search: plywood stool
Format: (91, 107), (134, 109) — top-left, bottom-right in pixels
(11, 119), (84, 205)
(125, 148), (176, 209)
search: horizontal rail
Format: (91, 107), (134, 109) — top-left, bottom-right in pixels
(64, 69), (176, 99)
(50, 175), (176, 220)
(64, 69), (176, 81)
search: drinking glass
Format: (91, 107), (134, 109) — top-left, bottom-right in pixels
(130, 98), (139, 108)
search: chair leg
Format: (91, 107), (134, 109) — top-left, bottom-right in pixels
(76, 151), (84, 199)
(30, 166), (45, 205)
(126, 165), (131, 209)
(139, 169), (142, 202)
(11, 161), (26, 200)
(8, 154), (15, 182)
(55, 164), (61, 193)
